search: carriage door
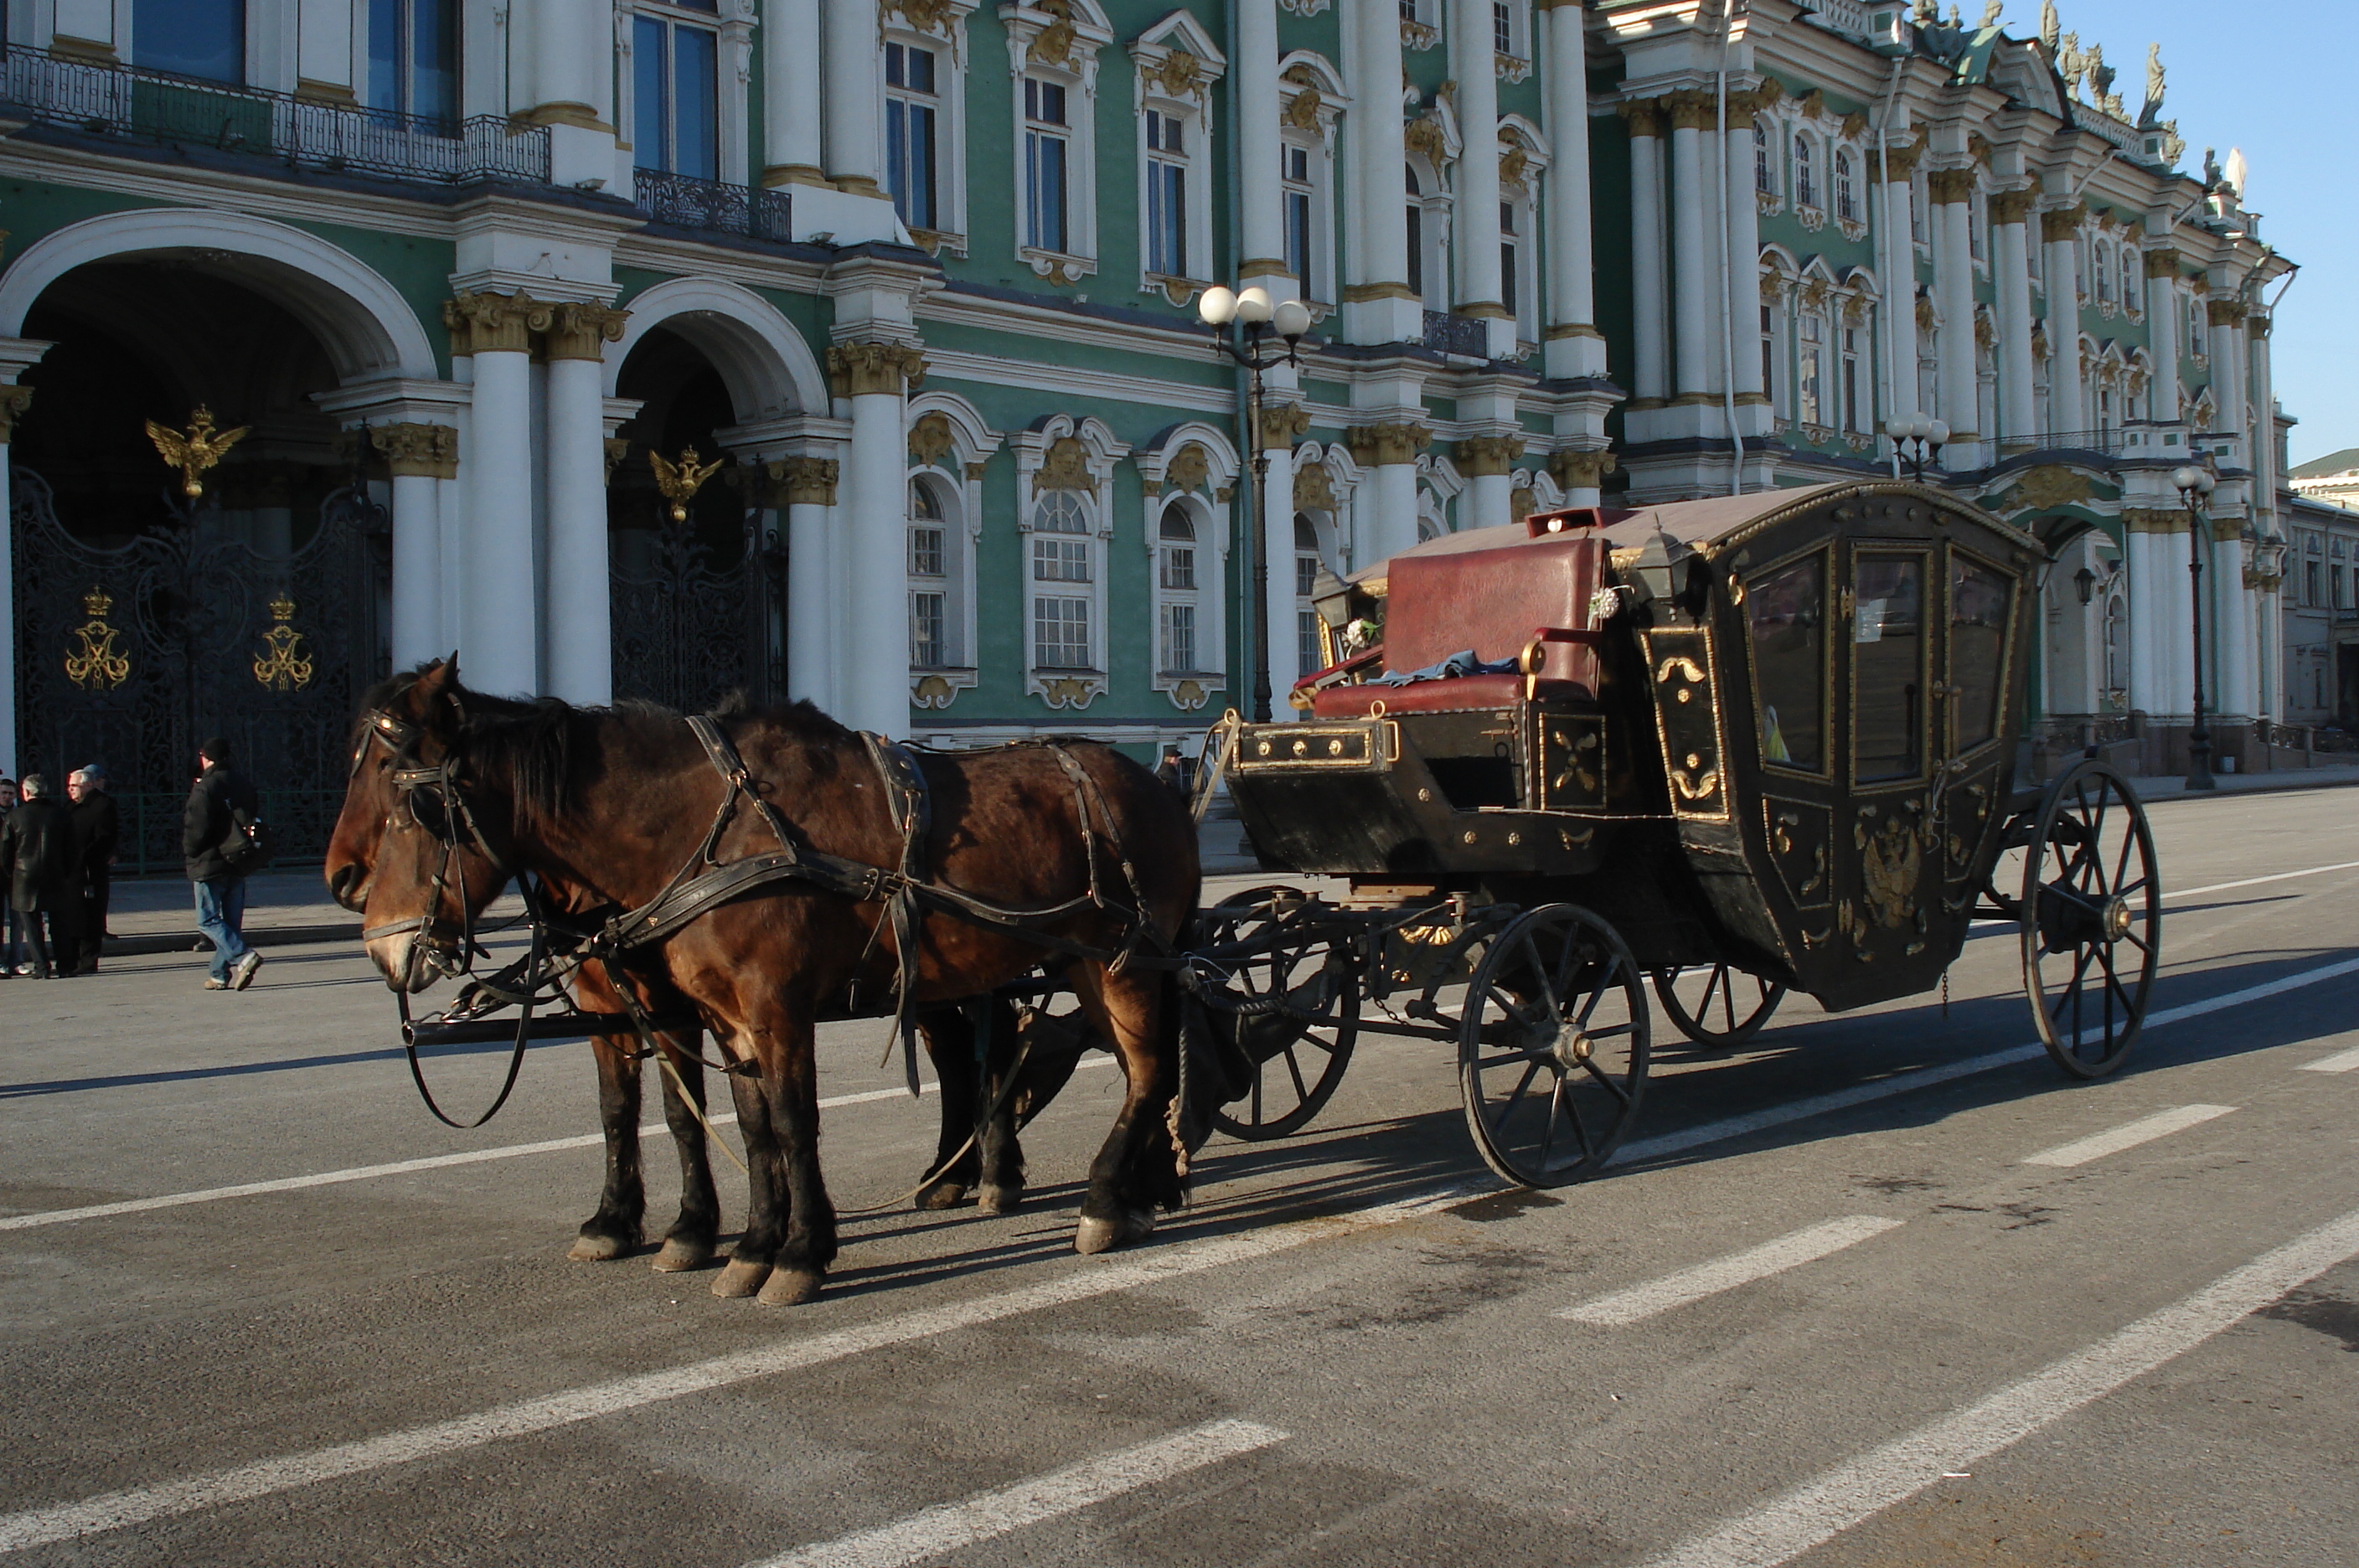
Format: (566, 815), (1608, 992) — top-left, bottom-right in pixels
(1838, 539), (1943, 966)
(1936, 544), (2021, 916)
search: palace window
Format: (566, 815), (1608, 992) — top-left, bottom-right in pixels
(1841, 322), (1866, 433)
(633, 6), (720, 180)
(1798, 311), (1825, 428)
(1406, 166), (1425, 302)
(1910, 178), (1928, 245)
(1158, 502), (1201, 675)
(1500, 200), (1519, 321)
(1835, 150), (1858, 222)
(1793, 134), (1817, 210)
(1295, 513), (1327, 675)
(135, 0), (243, 83)
(1031, 489), (1095, 669)
(909, 484), (948, 668)
(1760, 302), (1777, 407)
(1143, 106), (1190, 277)
(1024, 76), (1072, 254)
(2093, 240), (2114, 304)
(365, 0), (459, 125)
(1283, 142), (1319, 302)
(886, 42), (942, 231)
(2121, 248), (2140, 312)
(1754, 120), (1774, 196)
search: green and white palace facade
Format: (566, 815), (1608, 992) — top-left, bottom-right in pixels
(0, 0), (2305, 803)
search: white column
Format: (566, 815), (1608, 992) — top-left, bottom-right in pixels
(780, 456), (842, 709)
(1262, 441), (1298, 703)
(823, 0), (885, 195)
(1351, 422), (1427, 564)
(761, 0), (826, 184)
(2207, 302), (2245, 442)
(1540, 0), (1601, 380)
(2124, 529), (2158, 714)
(832, 343), (920, 737)
(1929, 172), (1977, 469)
(1238, 0), (1287, 295)
(1992, 194), (2036, 447)
(1881, 152), (1919, 431)
(2158, 516), (2195, 716)
(1627, 103), (1668, 408)
(517, 0), (616, 186)
(446, 293), (546, 698)
(365, 423), (460, 670)
(1451, 0), (1509, 358)
(1667, 95), (1712, 403)
(1461, 441), (1516, 534)
(1725, 106), (1764, 418)
(1344, 0), (1417, 345)
(542, 304), (626, 708)
(2042, 207), (2084, 433)
(2144, 253), (2179, 429)
(2214, 522), (2253, 720)
(2248, 314), (2280, 719)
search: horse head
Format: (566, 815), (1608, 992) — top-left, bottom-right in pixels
(328, 657), (520, 993)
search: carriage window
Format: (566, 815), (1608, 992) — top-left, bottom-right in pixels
(1747, 556), (1825, 771)
(1853, 554), (1923, 782)
(1950, 557), (2012, 750)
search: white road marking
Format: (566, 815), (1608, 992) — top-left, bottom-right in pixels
(1638, 1204), (2359, 1568)
(746, 1418), (1287, 1568)
(1557, 1216), (1903, 1326)
(2296, 1044), (2359, 1074)
(0, 1184), (1472, 1554)
(2021, 1104), (2236, 1168)
(1618, 955), (2359, 1167)
(2170, 859), (2359, 900)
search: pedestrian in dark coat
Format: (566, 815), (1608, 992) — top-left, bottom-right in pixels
(0, 774), (80, 978)
(184, 738), (264, 991)
(69, 766), (119, 975)
(0, 777), (22, 975)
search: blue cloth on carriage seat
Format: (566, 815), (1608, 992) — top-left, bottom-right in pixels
(1366, 648), (1520, 686)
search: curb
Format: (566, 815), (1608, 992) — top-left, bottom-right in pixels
(101, 921), (360, 958)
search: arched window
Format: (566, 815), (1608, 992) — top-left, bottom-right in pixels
(2093, 240), (2114, 303)
(1294, 513), (1329, 673)
(909, 480), (950, 668)
(1157, 502), (1202, 675)
(1754, 119), (1773, 195)
(2102, 591), (2127, 697)
(1030, 489), (1095, 670)
(2121, 248), (2140, 312)
(1797, 307), (1825, 428)
(1794, 134), (1817, 209)
(1835, 150), (1857, 222)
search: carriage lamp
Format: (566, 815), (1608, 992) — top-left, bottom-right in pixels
(2073, 565), (2099, 606)
(1885, 414), (1948, 483)
(2171, 463), (2219, 792)
(1191, 283), (1318, 721)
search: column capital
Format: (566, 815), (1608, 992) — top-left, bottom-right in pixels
(1987, 188), (2037, 225)
(1453, 434), (1525, 477)
(1345, 421), (1432, 467)
(2144, 247), (2181, 280)
(2039, 202), (2087, 243)
(2207, 298), (2248, 328)
(442, 291), (552, 356)
(0, 384), (32, 443)
(543, 302), (630, 361)
(1663, 90), (1716, 132)
(2248, 313), (2272, 340)
(603, 438), (632, 483)
(1257, 404), (1313, 450)
(2123, 508), (2191, 534)
(826, 340), (928, 398)
(1876, 139), (1924, 183)
(1925, 167), (1977, 205)
(768, 456), (842, 506)
(1616, 97), (1665, 138)
(370, 421), (458, 479)
(1548, 447), (1616, 489)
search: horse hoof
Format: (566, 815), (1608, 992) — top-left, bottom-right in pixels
(711, 1257), (772, 1297)
(568, 1233), (630, 1262)
(1074, 1210), (1155, 1255)
(914, 1179), (968, 1210)
(756, 1268), (823, 1307)
(978, 1184), (1023, 1215)
(651, 1235), (715, 1273)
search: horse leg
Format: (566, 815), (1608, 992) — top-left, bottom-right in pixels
(712, 1062), (785, 1298)
(914, 1008), (981, 1210)
(754, 1005), (837, 1307)
(650, 1033), (721, 1272)
(1063, 963), (1183, 1256)
(977, 996), (1029, 1215)
(569, 1032), (647, 1261)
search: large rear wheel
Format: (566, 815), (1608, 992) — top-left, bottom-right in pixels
(2020, 761), (2161, 1080)
(1458, 904), (1649, 1187)
(1200, 888), (1360, 1140)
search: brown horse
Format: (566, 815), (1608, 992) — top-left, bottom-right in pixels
(325, 660), (1200, 1305)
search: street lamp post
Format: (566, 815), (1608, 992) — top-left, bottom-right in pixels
(2171, 462), (2218, 791)
(1884, 413), (1949, 482)
(1197, 284), (1312, 722)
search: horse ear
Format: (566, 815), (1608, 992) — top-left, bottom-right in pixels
(404, 655), (460, 721)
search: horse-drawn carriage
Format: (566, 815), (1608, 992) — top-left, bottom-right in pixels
(1185, 480), (2160, 1186)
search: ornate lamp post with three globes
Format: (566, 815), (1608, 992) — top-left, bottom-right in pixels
(2172, 462), (2219, 790)
(1196, 283), (1313, 723)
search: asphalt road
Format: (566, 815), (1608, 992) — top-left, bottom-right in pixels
(1, 783), (2354, 1566)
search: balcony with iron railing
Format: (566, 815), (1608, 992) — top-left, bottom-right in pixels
(633, 168), (794, 245)
(0, 44), (550, 185)
(1422, 309), (1491, 360)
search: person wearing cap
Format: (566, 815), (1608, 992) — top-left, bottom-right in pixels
(67, 765), (118, 975)
(0, 773), (80, 978)
(183, 737), (263, 991)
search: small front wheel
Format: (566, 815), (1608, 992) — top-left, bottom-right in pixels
(2020, 761), (2161, 1080)
(1458, 904), (1649, 1187)
(1200, 888), (1360, 1141)
(1652, 962), (1787, 1050)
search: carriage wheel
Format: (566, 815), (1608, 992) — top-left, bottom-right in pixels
(1202, 889), (1360, 1141)
(1458, 904), (1649, 1188)
(2020, 761), (2161, 1081)
(1651, 963), (1787, 1050)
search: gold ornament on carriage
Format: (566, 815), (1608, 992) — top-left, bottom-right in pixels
(65, 586), (131, 690)
(145, 405), (250, 499)
(649, 446), (726, 524)
(252, 596), (316, 690)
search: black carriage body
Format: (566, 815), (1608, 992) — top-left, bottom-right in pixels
(1225, 481), (2042, 1014)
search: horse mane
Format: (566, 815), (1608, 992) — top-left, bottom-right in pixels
(364, 665), (855, 829)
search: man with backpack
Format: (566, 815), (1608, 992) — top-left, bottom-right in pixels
(183, 736), (267, 991)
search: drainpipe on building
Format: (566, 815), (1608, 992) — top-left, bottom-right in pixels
(1716, 2), (1743, 496)
(1869, 53), (1906, 478)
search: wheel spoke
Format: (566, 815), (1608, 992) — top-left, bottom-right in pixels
(1283, 1047), (1310, 1102)
(2111, 821), (2140, 895)
(1580, 1058), (1633, 1105)
(1561, 1083), (1597, 1158)
(1519, 934), (1561, 1019)
(1715, 964), (1737, 1033)
(1475, 1047), (1549, 1070)
(1499, 1057), (1545, 1118)
(1537, 1079), (1563, 1168)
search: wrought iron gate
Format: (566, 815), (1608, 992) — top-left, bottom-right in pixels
(609, 503), (783, 713)
(9, 467), (390, 865)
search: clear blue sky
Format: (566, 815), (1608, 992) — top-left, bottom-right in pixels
(2035, 0), (2358, 464)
